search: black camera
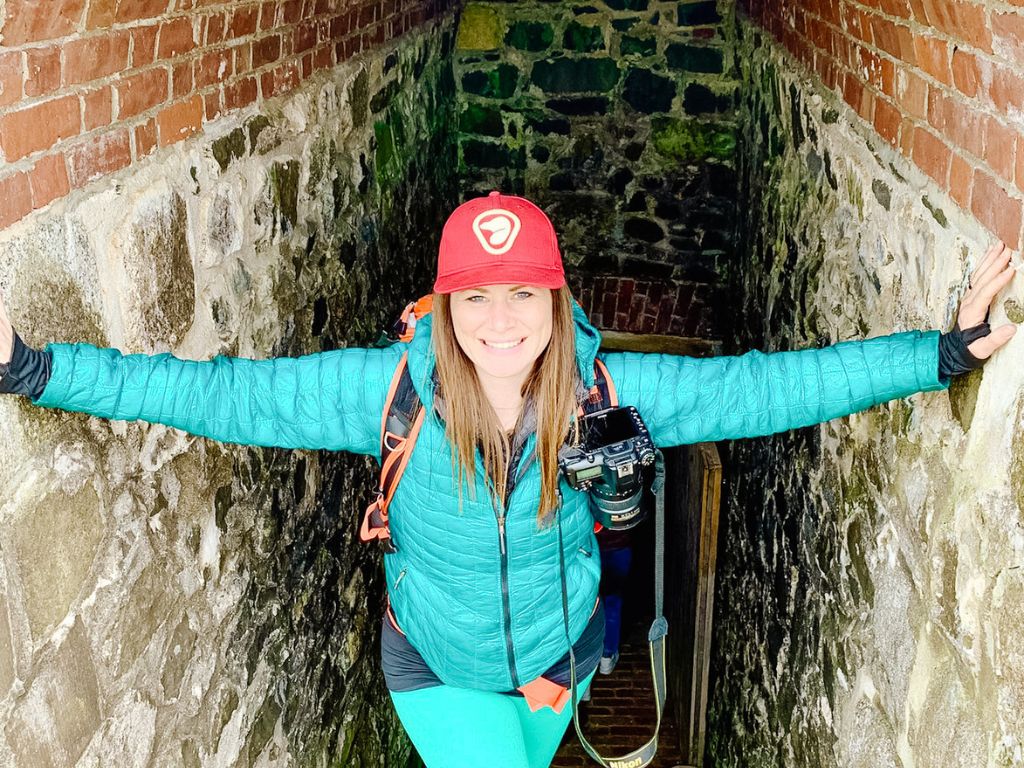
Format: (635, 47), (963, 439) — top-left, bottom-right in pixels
(558, 406), (656, 530)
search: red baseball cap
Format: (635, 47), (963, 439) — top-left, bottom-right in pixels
(433, 191), (566, 294)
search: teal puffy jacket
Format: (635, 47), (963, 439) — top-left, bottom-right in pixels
(34, 304), (947, 691)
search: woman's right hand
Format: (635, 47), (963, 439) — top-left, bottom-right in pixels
(0, 292), (13, 365)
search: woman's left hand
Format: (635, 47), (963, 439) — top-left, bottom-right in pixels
(957, 241), (1018, 360)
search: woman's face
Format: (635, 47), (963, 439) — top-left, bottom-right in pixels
(449, 284), (554, 389)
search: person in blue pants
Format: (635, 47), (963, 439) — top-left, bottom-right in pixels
(597, 527), (634, 676)
(0, 192), (1016, 767)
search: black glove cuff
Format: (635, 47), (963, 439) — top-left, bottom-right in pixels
(0, 331), (53, 399)
(938, 322), (990, 378)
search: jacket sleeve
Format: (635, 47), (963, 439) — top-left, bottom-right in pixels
(601, 330), (947, 448)
(32, 342), (403, 456)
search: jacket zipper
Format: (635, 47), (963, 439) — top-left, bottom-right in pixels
(495, 436), (529, 689)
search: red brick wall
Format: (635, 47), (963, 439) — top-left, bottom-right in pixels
(0, 0), (450, 229)
(569, 274), (714, 337)
(742, 0), (1024, 249)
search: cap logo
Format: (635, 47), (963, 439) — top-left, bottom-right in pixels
(472, 209), (522, 255)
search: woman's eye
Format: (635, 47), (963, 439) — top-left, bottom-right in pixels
(514, 291), (533, 300)
(466, 295), (486, 303)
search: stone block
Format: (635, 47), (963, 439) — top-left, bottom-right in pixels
(563, 21), (605, 53)
(119, 190), (196, 350)
(682, 82), (731, 114)
(666, 43), (724, 73)
(6, 621), (100, 768)
(531, 58), (620, 94)
(456, 5), (503, 51)
(161, 613), (198, 701)
(461, 65), (519, 99)
(11, 484), (103, 639)
(545, 97), (609, 116)
(506, 21), (554, 52)
(677, 0), (720, 26)
(606, 0), (649, 10)
(459, 104), (504, 137)
(462, 139), (526, 170)
(623, 68), (676, 113)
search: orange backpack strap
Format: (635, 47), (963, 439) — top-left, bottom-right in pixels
(360, 352), (424, 553)
(393, 295), (434, 343)
(579, 357), (618, 416)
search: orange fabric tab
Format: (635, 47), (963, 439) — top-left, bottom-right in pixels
(517, 676), (571, 714)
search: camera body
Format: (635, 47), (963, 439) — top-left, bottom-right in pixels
(559, 406), (656, 530)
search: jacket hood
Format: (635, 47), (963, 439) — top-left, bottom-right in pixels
(404, 299), (603, 407)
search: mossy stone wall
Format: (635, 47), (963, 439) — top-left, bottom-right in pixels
(454, 0), (740, 337)
(706, 20), (1024, 768)
(0, 18), (458, 768)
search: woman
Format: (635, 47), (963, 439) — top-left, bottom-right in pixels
(0, 192), (1017, 768)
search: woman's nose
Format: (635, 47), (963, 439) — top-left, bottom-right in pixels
(488, 300), (514, 329)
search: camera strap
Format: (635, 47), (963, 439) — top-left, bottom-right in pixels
(556, 450), (669, 768)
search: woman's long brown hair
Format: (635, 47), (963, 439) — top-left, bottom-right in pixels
(432, 285), (580, 525)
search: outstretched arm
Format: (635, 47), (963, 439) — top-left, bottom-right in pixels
(0, 292), (399, 455)
(604, 241), (1018, 448)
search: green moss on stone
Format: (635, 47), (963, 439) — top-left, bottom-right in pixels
(1004, 298), (1024, 324)
(651, 116), (736, 162)
(212, 128), (246, 172)
(921, 196), (948, 227)
(506, 20), (554, 52)
(270, 161), (300, 232)
(350, 70), (369, 129)
(563, 21), (605, 53)
(457, 5), (503, 51)
(620, 35), (656, 56)
(374, 121), (398, 182)
(245, 115), (277, 155)
(948, 368), (983, 431)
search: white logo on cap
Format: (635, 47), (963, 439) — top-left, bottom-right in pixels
(472, 209), (522, 255)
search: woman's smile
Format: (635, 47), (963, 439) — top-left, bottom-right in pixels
(450, 284), (554, 387)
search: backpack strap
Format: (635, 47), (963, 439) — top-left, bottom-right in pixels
(360, 352), (424, 553)
(392, 295), (434, 343)
(362, 354), (617, 550)
(580, 357), (618, 415)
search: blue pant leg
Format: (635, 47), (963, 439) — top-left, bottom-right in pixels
(599, 546), (633, 657)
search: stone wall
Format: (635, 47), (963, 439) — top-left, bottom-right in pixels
(453, 0), (741, 339)
(706, 17), (1024, 768)
(0, 14), (457, 768)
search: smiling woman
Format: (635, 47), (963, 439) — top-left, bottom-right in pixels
(0, 191), (1017, 768)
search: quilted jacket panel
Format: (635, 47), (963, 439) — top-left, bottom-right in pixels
(33, 305), (947, 691)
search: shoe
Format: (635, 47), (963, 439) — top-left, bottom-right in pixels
(581, 685), (591, 702)
(599, 653), (618, 675)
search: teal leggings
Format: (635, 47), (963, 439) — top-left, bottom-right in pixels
(390, 671), (596, 768)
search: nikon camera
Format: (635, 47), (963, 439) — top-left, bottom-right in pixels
(558, 406), (656, 530)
